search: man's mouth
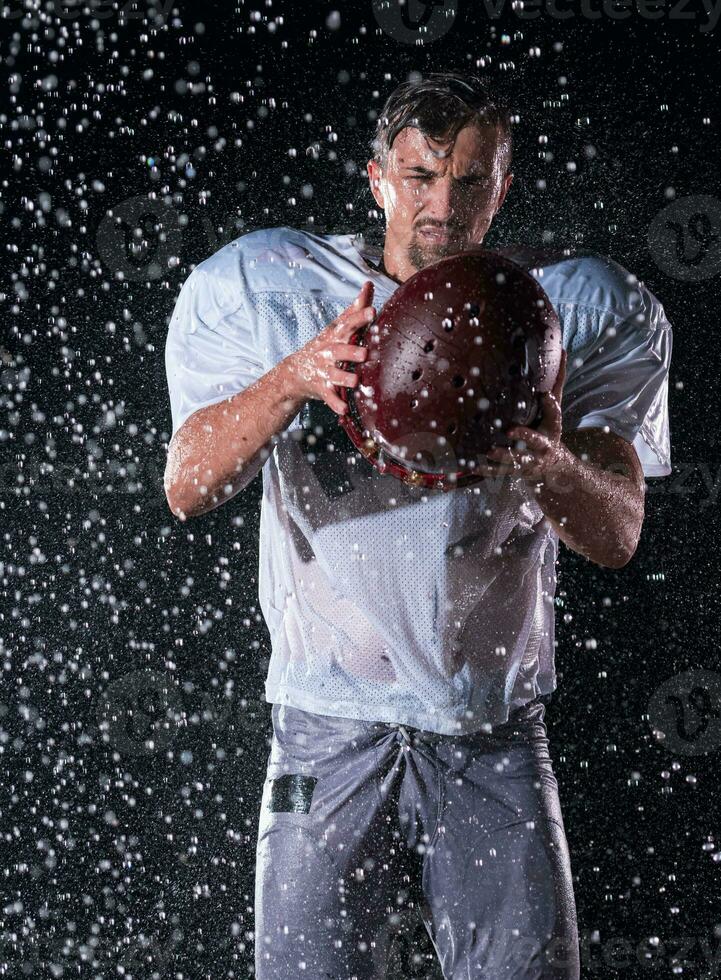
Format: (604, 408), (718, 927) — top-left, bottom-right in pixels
(418, 228), (459, 243)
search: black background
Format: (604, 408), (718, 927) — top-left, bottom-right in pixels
(1, 0), (720, 976)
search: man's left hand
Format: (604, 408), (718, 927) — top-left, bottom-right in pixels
(477, 349), (568, 484)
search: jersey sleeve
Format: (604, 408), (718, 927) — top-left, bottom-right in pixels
(164, 264), (265, 440)
(561, 288), (673, 478)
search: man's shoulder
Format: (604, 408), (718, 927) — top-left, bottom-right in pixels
(557, 252), (669, 330)
(190, 225), (351, 296)
(500, 246), (667, 325)
(191, 225), (284, 277)
(211, 224), (341, 263)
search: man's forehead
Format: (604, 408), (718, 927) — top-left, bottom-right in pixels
(389, 122), (501, 163)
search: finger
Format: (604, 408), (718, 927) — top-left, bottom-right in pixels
(352, 280), (374, 309)
(508, 427), (550, 448)
(506, 426), (536, 443)
(321, 377), (352, 414)
(329, 367), (360, 388)
(531, 388), (561, 434)
(540, 388), (562, 423)
(334, 342), (369, 361)
(334, 305), (376, 336)
(483, 451), (539, 478)
(336, 349), (368, 367)
(485, 442), (511, 456)
(554, 350), (567, 397)
(336, 305), (375, 328)
(485, 445), (513, 458)
(473, 461), (518, 478)
(326, 392), (349, 415)
(492, 441), (540, 464)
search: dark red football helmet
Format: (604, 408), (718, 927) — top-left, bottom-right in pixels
(337, 248), (562, 491)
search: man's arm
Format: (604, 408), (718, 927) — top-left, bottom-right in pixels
(164, 360), (305, 521)
(482, 350), (648, 569)
(164, 280), (376, 520)
(527, 426), (646, 569)
(485, 254), (670, 566)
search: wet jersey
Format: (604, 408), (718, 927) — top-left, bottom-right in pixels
(165, 225), (672, 734)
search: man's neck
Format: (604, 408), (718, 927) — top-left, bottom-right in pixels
(378, 256), (402, 284)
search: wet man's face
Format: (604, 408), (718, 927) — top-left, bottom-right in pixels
(367, 122), (513, 284)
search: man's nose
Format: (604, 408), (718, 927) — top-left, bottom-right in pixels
(419, 177), (463, 223)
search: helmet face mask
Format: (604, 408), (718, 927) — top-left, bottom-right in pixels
(338, 249), (562, 492)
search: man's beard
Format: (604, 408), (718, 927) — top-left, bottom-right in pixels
(407, 234), (462, 272)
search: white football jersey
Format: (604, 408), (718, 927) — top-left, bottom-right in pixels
(165, 226), (672, 734)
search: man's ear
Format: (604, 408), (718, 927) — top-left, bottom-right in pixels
(495, 171), (513, 215)
(367, 159), (385, 211)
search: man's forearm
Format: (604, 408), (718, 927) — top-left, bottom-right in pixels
(524, 442), (644, 568)
(164, 360), (304, 520)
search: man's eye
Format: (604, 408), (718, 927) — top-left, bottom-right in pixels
(407, 176), (488, 185)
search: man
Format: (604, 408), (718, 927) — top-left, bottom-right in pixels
(164, 72), (672, 978)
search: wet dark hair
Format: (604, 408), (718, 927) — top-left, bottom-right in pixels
(370, 71), (513, 175)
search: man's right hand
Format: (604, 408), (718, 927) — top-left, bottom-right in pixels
(279, 280), (376, 416)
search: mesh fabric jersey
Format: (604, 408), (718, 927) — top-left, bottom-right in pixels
(164, 226), (672, 735)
